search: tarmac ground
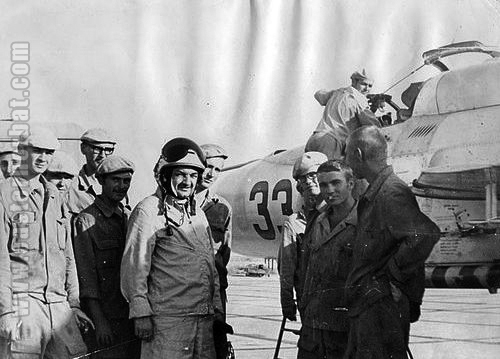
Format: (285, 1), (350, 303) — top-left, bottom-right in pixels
(225, 274), (500, 359)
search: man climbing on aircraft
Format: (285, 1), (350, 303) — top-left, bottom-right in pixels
(195, 144), (233, 359)
(344, 126), (440, 359)
(121, 137), (223, 359)
(305, 69), (380, 160)
(298, 160), (357, 359)
(278, 151), (327, 324)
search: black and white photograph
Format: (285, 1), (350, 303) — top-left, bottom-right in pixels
(1, 1), (500, 358)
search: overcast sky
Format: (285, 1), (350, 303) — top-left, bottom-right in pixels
(2, 0), (500, 202)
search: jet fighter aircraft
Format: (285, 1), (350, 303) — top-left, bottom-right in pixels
(213, 41), (500, 293)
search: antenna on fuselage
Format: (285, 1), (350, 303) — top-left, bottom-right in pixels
(382, 63), (426, 94)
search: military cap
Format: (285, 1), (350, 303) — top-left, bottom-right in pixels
(292, 151), (328, 180)
(0, 149), (18, 156)
(46, 151), (79, 176)
(96, 155), (135, 177)
(161, 137), (206, 172)
(201, 144), (228, 160)
(350, 69), (373, 83)
(80, 128), (117, 145)
(18, 127), (60, 151)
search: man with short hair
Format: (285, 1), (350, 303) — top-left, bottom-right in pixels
(344, 126), (440, 359)
(298, 160), (356, 359)
(67, 128), (117, 215)
(195, 144), (233, 359)
(74, 155), (140, 359)
(0, 128), (90, 358)
(278, 151), (327, 323)
(0, 150), (20, 180)
(305, 70), (380, 160)
(121, 138), (222, 359)
(44, 151), (79, 197)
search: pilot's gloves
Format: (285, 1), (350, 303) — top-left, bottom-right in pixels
(282, 303), (297, 322)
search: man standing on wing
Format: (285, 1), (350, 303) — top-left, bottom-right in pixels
(305, 70), (380, 160)
(121, 137), (222, 359)
(344, 126), (440, 358)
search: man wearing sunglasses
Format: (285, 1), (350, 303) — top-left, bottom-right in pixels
(305, 69), (380, 161)
(67, 128), (117, 215)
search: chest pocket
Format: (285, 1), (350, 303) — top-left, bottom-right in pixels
(94, 239), (121, 268)
(156, 229), (195, 252)
(10, 212), (39, 252)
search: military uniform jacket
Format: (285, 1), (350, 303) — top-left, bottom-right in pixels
(277, 210), (306, 314)
(346, 166), (440, 316)
(0, 175), (80, 316)
(121, 190), (222, 319)
(198, 189), (232, 289)
(66, 166), (100, 215)
(73, 195), (130, 319)
(300, 204), (357, 331)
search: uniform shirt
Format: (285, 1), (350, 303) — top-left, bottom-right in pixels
(66, 166), (100, 215)
(121, 189), (222, 319)
(0, 175), (79, 316)
(277, 210), (306, 314)
(301, 204), (357, 331)
(346, 166), (440, 315)
(197, 189), (232, 259)
(314, 86), (379, 140)
(197, 189), (232, 294)
(73, 195), (130, 319)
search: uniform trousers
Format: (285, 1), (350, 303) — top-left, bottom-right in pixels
(0, 295), (86, 359)
(305, 130), (346, 161)
(141, 315), (215, 359)
(344, 295), (410, 359)
(297, 325), (348, 359)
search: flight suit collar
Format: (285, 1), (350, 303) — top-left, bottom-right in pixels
(164, 194), (190, 226)
(94, 194), (125, 218)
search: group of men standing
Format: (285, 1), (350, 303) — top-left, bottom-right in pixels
(279, 71), (441, 358)
(0, 127), (232, 359)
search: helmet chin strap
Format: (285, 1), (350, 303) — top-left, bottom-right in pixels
(162, 181), (198, 237)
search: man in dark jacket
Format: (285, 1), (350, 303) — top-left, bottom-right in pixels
(344, 126), (441, 359)
(298, 160), (357, 359)
(74, 155), (139, 359)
